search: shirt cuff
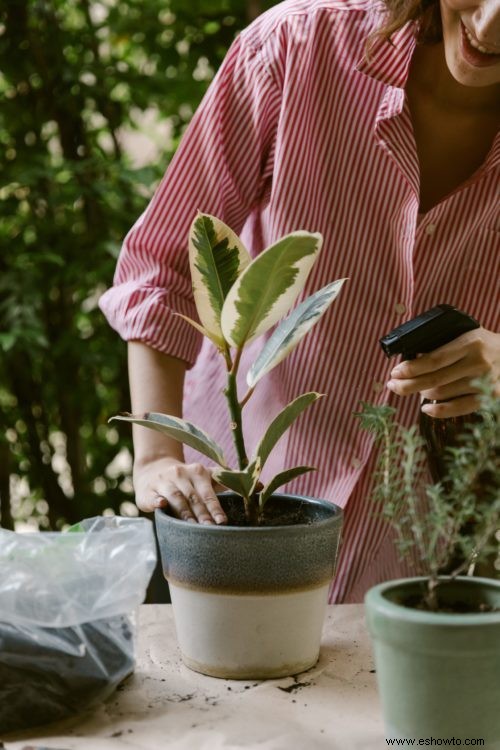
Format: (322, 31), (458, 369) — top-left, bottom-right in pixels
(99, 283), (203, 368)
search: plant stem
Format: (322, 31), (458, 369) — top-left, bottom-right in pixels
(224, 348), (248, 471)
(449, 512), (500, 579)
(231, 346), (243, 375)
(382, 421), (392, 501)
(425, 574), (440, 611)
(402, 435), (427, 566)
(222, 345), (233, 371)
(436, 423), (494, 574)
(240, 386), (255, 409)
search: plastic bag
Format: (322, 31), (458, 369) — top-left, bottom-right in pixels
(0, 516), (157, 734)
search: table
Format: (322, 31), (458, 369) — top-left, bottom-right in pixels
(2, 605), (385, 750)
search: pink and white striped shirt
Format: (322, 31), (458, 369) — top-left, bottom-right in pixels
(100, 0), (499, 602)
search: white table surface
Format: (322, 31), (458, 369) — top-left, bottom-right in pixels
(2, 604), (386, 750)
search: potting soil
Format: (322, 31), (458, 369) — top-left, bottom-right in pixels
(0, 614), (134, 734)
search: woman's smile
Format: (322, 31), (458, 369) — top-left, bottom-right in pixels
(461, 20), (500, 66)
(439, 0), (500, 87)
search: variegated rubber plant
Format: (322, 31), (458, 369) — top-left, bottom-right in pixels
(112, 213), (346, 523)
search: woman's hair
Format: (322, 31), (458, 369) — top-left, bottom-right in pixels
(376, 0), (442, 44)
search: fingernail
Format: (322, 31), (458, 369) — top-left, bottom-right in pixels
(386, 380), (396, 391)
(391, 366), (403, 377)
(215, 514), (227, 524)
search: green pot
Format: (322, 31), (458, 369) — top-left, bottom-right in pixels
(365, 577), (500, 747)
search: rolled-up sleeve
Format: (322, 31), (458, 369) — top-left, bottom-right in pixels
(99, 32), (281, 366)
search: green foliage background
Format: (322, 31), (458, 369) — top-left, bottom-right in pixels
(0, 0), (277, 530)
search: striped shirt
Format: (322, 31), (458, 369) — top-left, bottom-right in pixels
(99, 0), (500, 602)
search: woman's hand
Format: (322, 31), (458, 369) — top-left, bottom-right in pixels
(127, 345), (228, 525)
(133, 456), (228, 524)
(386, 327), (500, 418)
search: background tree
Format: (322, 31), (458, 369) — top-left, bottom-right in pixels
(0, 0), (276, 531)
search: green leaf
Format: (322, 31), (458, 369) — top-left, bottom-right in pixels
(189, 213), (251, 347)
(110, 412), (227, 467)
(0, 333), (16, 352)
(173, 312), (226, 351)
(259, 466), (317, 508)
(66, 522), (85, 533)
(353, 402), (397, 439)
(221, 231), (323, 347)
(212, 461), (261, 498)
(247, 278), (347, 387)
(252, 392), (323, 470)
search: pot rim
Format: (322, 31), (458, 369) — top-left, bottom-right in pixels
(155, 491), (343, 534)
(365, 576), (500, 626)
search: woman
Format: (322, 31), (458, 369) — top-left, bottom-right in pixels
(100, 0), (499, 602)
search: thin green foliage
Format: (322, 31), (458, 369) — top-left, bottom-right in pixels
(356, 379), (500, 609)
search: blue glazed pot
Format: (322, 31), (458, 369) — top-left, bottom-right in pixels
(155, 492), (343, 679)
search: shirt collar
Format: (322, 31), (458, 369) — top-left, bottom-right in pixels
(355, 21), (418, 89)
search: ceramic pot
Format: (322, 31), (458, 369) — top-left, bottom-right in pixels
(155, 492), (342, 679)
(365, 576), (500, 746)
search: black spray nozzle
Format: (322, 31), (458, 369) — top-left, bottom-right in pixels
(379, 304), (480, 361)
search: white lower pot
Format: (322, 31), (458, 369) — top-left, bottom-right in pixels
(155, 492), (343, 679)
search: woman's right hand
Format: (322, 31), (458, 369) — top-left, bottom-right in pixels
(127, 345), (227, 523)
(133, 456), (228, 525)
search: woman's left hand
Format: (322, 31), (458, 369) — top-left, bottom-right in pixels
(386, 327), (500, 418)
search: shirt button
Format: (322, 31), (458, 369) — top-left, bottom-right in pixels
(395, 302), (406, 315)
(425, 223), (437, 236)
(351, 457), (362, 470)
(372, 381), (384, 393)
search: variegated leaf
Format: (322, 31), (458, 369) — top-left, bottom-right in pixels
(212, 459), (261, 498)
(174, 312), (226, 351)
(221, 231), (323, 347)
(189, 213), (251, 346)
(110, 412), (227, 467)
(247, 278), (347, 388)
(252, 392), (323, 470)
(259, 466), (317, 508)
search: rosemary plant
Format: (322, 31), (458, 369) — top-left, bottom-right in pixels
(356, 379), (500, 610)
